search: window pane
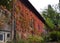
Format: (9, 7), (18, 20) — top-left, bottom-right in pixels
(30, 19), (34, 28)
(0, 34), (3, 41)
(7, 34), (10, 38)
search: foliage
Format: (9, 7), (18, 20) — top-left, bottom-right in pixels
(0, 6), (11, 29)
(42, 4), (60, 42)
(17, 39), (26, 43)
(45, 18), (55, 29)
(49, 31), (60, 41)
(44, 31), (60, 42)
(27, 35), (44, 43)
(42, 5), (60, 30)
(0, 0), (12, 10)
(15, 35), (44, 43)
(49, 31), (58, 41)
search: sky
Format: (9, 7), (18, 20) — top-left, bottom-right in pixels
(29, 0), (59, 12)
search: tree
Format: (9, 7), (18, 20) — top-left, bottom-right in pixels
(0, 0), (12, 10)
(42, 4), (60, 41)
(42, 4), (60, 31)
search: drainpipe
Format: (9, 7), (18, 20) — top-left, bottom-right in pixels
(12, 0), (16, 43)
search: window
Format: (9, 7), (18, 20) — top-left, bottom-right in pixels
(7, 34), (10, 38)
(0, 34), (3, 41)
(29, 19), (34, 28)
(38, 24), (40, 29)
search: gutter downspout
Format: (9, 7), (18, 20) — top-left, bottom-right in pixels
(12, 0), (16, 43)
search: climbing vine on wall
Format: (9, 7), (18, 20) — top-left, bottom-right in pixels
(0, 6), (11, 29)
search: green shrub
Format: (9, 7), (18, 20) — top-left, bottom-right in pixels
(49, 31), (60, 41)
(27, 35), (44, 43)
(56, 31), (60, 40)
(17, 39), (25, 43)
(11, 35), (44, 43)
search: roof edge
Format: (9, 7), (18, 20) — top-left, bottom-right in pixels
(19, 0), (49, 27)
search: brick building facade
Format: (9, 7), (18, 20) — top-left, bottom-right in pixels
(14, 0), (45, 39)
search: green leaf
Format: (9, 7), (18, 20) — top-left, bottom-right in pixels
(46, 18), (55, 29)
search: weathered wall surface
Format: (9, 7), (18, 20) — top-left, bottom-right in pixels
(14, 0), (44, 39)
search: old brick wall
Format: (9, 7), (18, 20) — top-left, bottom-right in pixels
(14, 0), (44, 39)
